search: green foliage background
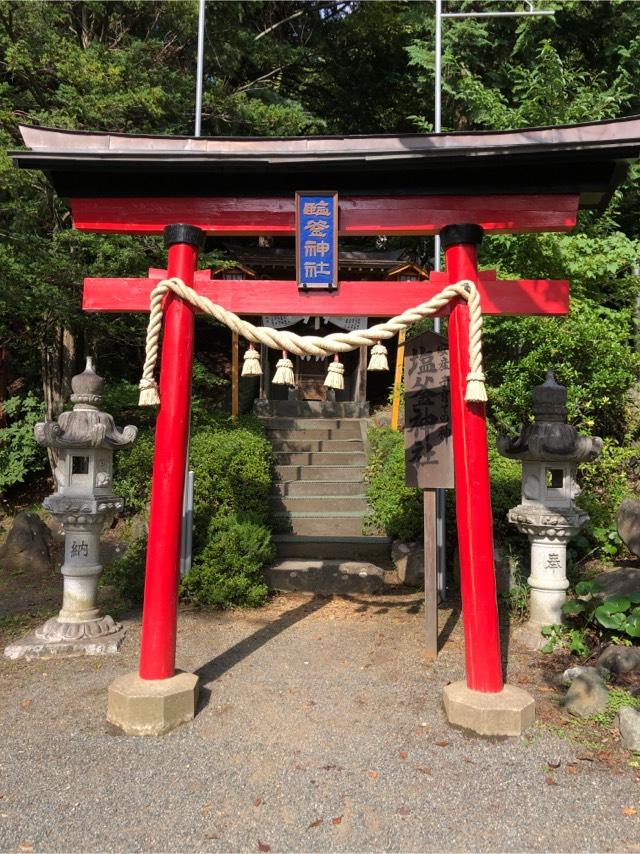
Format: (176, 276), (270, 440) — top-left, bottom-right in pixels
(0, 0), (639, 569)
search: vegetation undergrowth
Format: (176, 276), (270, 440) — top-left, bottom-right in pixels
(541, 580), (640, 656)
(0, 609), (56, 642)
(590, 687), (640, 728)
(101, 377), (275, 609)
(365, 425), (422, 542)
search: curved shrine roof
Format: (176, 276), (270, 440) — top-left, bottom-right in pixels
(11, 115), (640, 206)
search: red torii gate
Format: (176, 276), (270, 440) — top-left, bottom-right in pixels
(82, 211), (568, 710)
(13, 118), (640, 736)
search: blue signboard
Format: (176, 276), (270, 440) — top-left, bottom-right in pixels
(295, 192), (338, 290)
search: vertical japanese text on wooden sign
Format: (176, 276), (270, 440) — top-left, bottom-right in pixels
(295, 192), (338, 290)
(404, 330), (454, 490)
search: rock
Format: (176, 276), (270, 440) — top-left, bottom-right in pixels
(561, 669), (609, 718)
(616, 706), (640, 751)
(373, 410), (392, 428)
(617, 498), (640, 557)
(594, 566), (640, 598)
(596, 644), (640, 674)
(0, 512), (53, 575)
(392, 540), (424, 587)
(560, 665), (610, 687)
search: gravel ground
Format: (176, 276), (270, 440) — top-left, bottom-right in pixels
(1, 591), (639, 853)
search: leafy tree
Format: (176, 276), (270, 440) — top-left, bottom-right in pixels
(0, 0), (333, 487)
(1, 0), (640, 543)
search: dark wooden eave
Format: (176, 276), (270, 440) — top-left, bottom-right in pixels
(11, 115), (640, 207)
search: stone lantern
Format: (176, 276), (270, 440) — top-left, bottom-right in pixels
(497, 371), (602, 648)
(7, 358), (137, 658)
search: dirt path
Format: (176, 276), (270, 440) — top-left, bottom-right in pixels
(0, 591), (638, 853)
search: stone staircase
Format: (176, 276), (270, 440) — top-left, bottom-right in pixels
(255, 401), (391, 592)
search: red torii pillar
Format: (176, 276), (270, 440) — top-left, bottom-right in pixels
(139, 225), (203, 680)
(443, 225), (503, 693)
(83, 198), (571, 736)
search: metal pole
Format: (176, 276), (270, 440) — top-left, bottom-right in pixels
(179, 0), (206, 585)
(433, 0), (446, 600)
(194, 0), (206, 137)
(431, 0), (554, 601)
(434, 0), (442, 136)
(180, 470), (195, 578)
(443, 9), (554, 16)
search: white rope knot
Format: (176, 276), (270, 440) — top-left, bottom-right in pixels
(324, 356), (344, 390)
(138, 377), (160, 406)
(137, 276), (487, 406)
(272, 352), (295, 386)
(465, 370), (487, 403)
(368, 341), (389, 372)
(241, 344), (262, 376)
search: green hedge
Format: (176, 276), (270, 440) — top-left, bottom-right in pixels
(105, 412), (274, 608)
(181, 512), (273, 608)
(365, 425), (423, 542)
(365, 423), (523, 559)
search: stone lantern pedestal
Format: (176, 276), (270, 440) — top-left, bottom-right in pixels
(497, 371), (602, 650)
(4, 358), (137, 660)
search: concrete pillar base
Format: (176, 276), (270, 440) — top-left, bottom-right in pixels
(107, 670), (199, 736)
(443, 680), (535, 736)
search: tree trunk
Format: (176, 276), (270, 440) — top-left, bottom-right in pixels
(0, 345), (8, 427)
(41, 325), (76, 472)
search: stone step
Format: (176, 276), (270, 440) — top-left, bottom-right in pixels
(273, 534), (391, 562)
(265, 559), (385, 594)
(273, 479), (365, 497)
(255, 400), (369, 419)
(274, 465), (365, 482)
(275, 450), (367, 466)
(267, 428), (359, 442)
(271, 439), (364, 453)
(270, 494), (368, 513)
(272, 511), (367, 536)
(264, 417), (365, 433)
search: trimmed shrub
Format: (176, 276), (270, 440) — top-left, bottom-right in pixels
(190, 419), (273, 547)
(100, 535), (147, 605)
(112, 427), (154, 517)
(366, 422), (525, 562)
(487, 424), (523, 551)
(105, 414), (274, 609)
(365, 425), (423, 542)
(180, 512), (273, 607)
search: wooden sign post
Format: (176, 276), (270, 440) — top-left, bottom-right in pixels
(405, 330), (454, 658)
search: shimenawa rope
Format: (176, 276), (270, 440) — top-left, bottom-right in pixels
(137, 277), (487, 406)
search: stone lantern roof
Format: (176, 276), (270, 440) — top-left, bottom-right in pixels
(496, 371), (602, 463)
(34, 358), (137, 451)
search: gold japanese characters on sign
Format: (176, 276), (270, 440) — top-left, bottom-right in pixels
(295, 192), (339, 290)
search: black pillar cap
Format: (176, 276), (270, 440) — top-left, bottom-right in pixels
(440, 224), (484, 249)
(164, 224), (206, 250)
